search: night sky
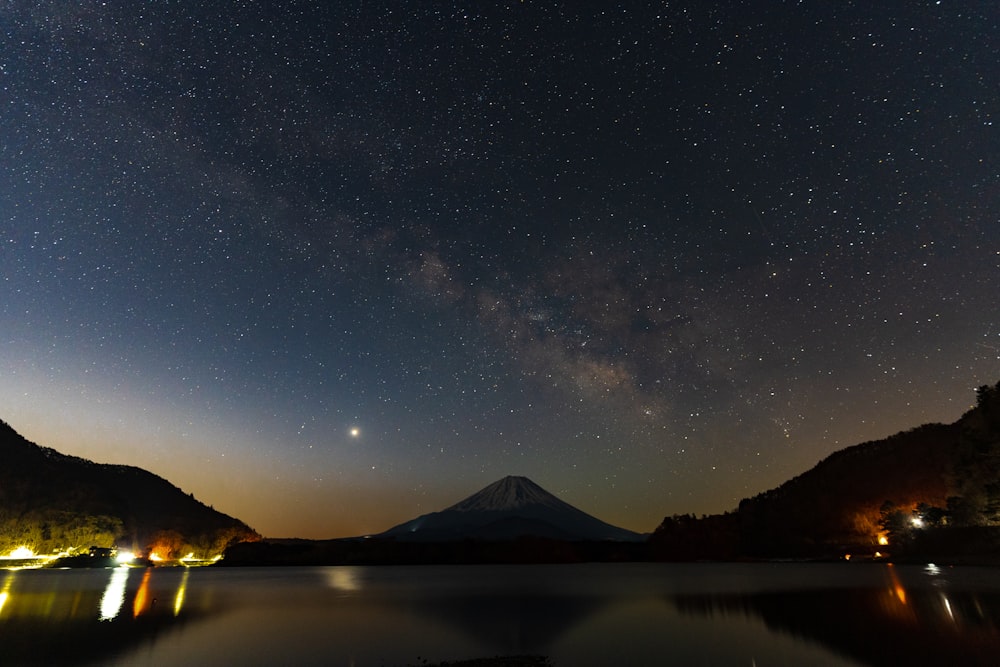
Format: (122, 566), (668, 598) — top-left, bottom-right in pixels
(2, 2), (998, 539)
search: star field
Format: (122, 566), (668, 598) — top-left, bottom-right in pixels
(2, 2), (998, 537)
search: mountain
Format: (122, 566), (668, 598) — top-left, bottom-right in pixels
(378, 475), (644, 542)
(0, 419), (259, 558)
(651, 381), (1000, 560)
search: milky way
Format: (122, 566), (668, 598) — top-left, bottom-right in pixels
(2, 2), (998, 537)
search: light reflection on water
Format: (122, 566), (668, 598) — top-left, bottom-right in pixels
(0, 572), (13, 614)
(0, 563), (999, 666)
(173, 567), (189, 617)
(99, 567), (130, 621)
(325, 565), (362, 592)
(132, 569), (152, 618)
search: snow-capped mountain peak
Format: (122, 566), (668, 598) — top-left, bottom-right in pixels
(446, 475), (570, 512)
(378, 475), (645, 542)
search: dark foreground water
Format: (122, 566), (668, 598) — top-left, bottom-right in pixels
(2, 562), (999, 666)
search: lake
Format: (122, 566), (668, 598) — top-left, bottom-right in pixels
(1, 562), (999, 666)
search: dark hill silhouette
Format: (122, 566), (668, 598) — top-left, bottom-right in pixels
(379, 475), (644, 542)
(733, 421), (956, 556)
(0, 419), (259, 557)
(652, 381), (1000, 560)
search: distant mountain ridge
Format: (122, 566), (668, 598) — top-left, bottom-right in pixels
(379, 475), (644, 542)
(0, 419), (259, 557)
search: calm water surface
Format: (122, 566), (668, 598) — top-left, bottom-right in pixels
(1, 562), (999, 666)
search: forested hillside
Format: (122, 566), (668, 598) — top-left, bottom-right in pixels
(0, 420), (259, 557)
(652, 381), (1000, 560)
